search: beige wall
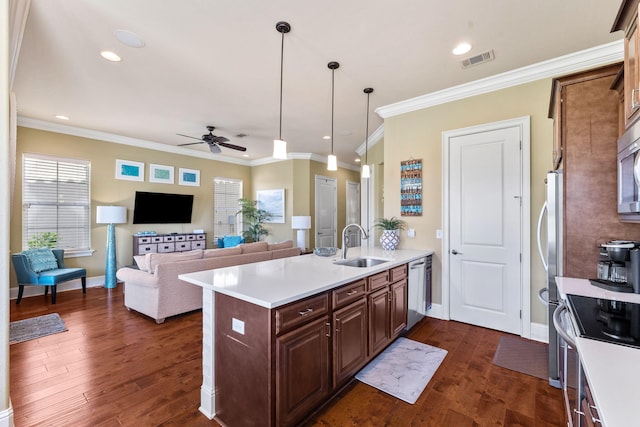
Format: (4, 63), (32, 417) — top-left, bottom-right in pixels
(251, 160), (295, 243)
(11, 127), (252, 279)
(383, 79), (554, 324)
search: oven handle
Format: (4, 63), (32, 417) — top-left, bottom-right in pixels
(552, 302), (576, 348)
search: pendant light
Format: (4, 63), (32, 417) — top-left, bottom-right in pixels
(273, 21), (291, 160)
(362, 87), (373, 179)
(327, 61), (339, 171)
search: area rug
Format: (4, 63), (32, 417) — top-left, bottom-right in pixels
(492, 335), (548, 381)
(10, 313), (67, 344)
(355, 337), (447, 404)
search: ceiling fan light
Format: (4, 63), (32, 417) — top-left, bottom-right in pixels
(327, 154), (337, 171)
(361, 164), (370, 179)
(273, 139), (287, 159)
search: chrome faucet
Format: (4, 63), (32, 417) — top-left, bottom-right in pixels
(341, 223), (368, 259)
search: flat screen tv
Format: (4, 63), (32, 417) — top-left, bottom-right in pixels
(132, 191), (194, 224)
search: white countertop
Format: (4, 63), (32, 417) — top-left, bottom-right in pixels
(556, 277), (640, 427)
(179, 247), (433, 309)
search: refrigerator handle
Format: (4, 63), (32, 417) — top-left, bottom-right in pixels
(537, 201), (548, 272)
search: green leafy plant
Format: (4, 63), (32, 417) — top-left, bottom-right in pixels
(372, 217), (407, 231)
(237, 198), (271, 242)
(27, 232), (58, 249)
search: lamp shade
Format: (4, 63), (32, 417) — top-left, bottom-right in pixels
(273, 139), (287, 159)
(327, 154), (337, 171)
(96, 206), (127, 224)
(291, 215), (311, 230)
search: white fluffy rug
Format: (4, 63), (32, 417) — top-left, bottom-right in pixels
(355, 337), (447, 404)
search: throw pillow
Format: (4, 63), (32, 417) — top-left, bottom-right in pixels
(204, 247), (242, 258)
(223, 235), (244, 248)
(267, 240), (294, 251)
(147, 249), (203, 273)
(23, 248), (59, 273)
(133, 255), (148, 271)
(239, 241), (268, 254)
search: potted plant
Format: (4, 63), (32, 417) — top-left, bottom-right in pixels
(373, 217), (407, 251)
(237, 198), (271, 242)
(27, 231), (58, 249)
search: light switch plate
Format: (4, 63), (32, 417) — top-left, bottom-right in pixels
(436, 229), (443, 239)
(232, 318), (245, 335)
(407, 228), (415, 238)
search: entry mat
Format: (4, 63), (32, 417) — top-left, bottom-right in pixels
(492, 335), (548, 381)
(355, 337), (447, 404)
(10, 313), (68, 344)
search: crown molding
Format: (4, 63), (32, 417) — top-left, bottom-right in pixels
(17, 116), (252, 166)
(355, 124), (384, 157)
(376, 40), (624, 119)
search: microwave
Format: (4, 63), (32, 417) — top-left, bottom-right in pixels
(618, 123), (640, 214)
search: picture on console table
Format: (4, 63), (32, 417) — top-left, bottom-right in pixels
(256, 188), (285, 223)
(149, 164), (174, 184)
(179, 168), (200, 187)
(115, 159), (144, 182)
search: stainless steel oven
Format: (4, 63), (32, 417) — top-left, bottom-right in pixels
(617, 123), (640, 215)
(553, 302), (580, 426)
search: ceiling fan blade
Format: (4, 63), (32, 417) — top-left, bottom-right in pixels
(218, 141), (247, 152)
(176, 133), (203, 141)
(209, 144), (222, 154)
(178, 141), (205, 147)
(212, 135), (230, 143)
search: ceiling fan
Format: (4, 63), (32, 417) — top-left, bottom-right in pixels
(177, 126), (247, 154)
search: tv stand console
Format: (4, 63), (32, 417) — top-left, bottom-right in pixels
(132, 233), (206, 256)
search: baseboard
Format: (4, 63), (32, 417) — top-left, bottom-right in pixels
(9, 275), (107, 301)
(425, 303), (446, 320)
(0, 401), (14, 427)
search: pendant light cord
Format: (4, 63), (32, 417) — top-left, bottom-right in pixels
(365, 92), (370, 164)
(331, 68), (335, 155)
(278, 30), (284, 141)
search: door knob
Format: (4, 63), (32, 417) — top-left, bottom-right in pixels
(451, 249), (463, 255)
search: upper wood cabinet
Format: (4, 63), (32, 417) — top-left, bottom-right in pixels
(613, 0), (640, 129)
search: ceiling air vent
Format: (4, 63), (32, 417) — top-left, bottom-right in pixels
(461, 50), (495, 69)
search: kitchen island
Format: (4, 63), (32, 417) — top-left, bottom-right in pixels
(556, 277), (640, 427)
(179, 246), (432, 426)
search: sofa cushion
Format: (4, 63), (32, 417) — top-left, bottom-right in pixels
(204, 247), (243, 258)
(147, 249), (203, 273)
(267, 240), (294, 251)
(23, 248), (59, 273)
(239, 241), (269, 254)
(133, 255), (148, 271)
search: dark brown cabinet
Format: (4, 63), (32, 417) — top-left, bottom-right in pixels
(613, 0), (640, 129)
(332, 297), (367, 386)
(391, 279), (408, 336)
(276, 316), (331, 427)
(368, 287), (391, 356)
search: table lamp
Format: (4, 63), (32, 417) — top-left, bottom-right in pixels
(97, 206), (127, 289)
(291, 216), (311, 251)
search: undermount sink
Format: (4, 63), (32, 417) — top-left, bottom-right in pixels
(333, 257), (389, 268)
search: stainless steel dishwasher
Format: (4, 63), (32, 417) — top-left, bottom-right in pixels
(407, 255), (432, 329)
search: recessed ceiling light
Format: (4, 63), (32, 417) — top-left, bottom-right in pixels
(323, 135), (331, 140)
(355, 158), (361, 163)
(100, 50), (122, 62)
(55, 115), (69, 120)
(243, 154), (249, 158)
(453, 43), (472, 56)
(114, 29), (145, 48)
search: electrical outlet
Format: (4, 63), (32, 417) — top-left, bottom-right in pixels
(232, 318), (245, 335)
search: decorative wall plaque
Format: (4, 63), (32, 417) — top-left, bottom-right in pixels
(400, 159), (422, 216)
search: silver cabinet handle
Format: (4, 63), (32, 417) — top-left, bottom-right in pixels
(298, 308), (314, 316)
(451, 249), (463, 255)
(633, 88), (640, 109)
(346, 289), (358, 296)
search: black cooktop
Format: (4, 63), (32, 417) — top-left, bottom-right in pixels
(566, 294), (640, 349)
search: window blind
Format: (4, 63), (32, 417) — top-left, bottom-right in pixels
(214, 178), (242, 239)
(23, 154), (91, 252)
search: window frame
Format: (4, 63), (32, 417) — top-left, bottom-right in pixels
(214, 177), (243, 241)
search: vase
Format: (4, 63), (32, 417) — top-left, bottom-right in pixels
(380, 230), (400, 251)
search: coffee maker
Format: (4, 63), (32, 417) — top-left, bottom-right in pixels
(594, 241), (640, 293)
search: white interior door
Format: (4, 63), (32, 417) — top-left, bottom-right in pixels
(449, 125), (522, 334)
(346, 181), (361, 247)
(315, 175), (337, 248)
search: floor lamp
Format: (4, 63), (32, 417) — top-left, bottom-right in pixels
(291, 216), (311, 251)
(97, 206), (127, 289)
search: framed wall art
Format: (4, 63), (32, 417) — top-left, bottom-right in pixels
(257, 188), (285, 223)
(179, 168), (200, 187)
(400, 158), (422, 216)
(115, 159), (144, 181)
(149, 164), (175, 184)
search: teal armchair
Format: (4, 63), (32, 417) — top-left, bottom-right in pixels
(11, 249), (86, 304)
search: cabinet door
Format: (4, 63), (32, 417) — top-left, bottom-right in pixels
(625, 19), (640, 125)
(333, 298), (367, 386)
(391, 279), (408, 337)
(276, 316), (330, 427)
(368, 287), (391, 356)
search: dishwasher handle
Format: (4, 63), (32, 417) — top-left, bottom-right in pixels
(410, 261), (425, 269)
(553, 302), (576, 348)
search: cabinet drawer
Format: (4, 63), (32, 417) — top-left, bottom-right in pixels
(187, 234), (196, 241)
(151, 236), (163, 243)
(163, 236), (175, 242)
(175, 235), (186, 241)
(137, 244), (157, 254)
(196, 234), (206, 240)
(191, 241), (205, 249)
(390, 264), (407, 283)
(138, 237), (152, 244)
(332, 279), (366, 308)
(368, 270), (390, 292)
(158, 243), (175, 253)
(275, 293), (329, 335)
(176, 241), (191, 251)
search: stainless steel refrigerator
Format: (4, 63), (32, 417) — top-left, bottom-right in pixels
(536, 170), (563, 388)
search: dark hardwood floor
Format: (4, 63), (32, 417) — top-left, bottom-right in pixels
(9, 286), (564, 426)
